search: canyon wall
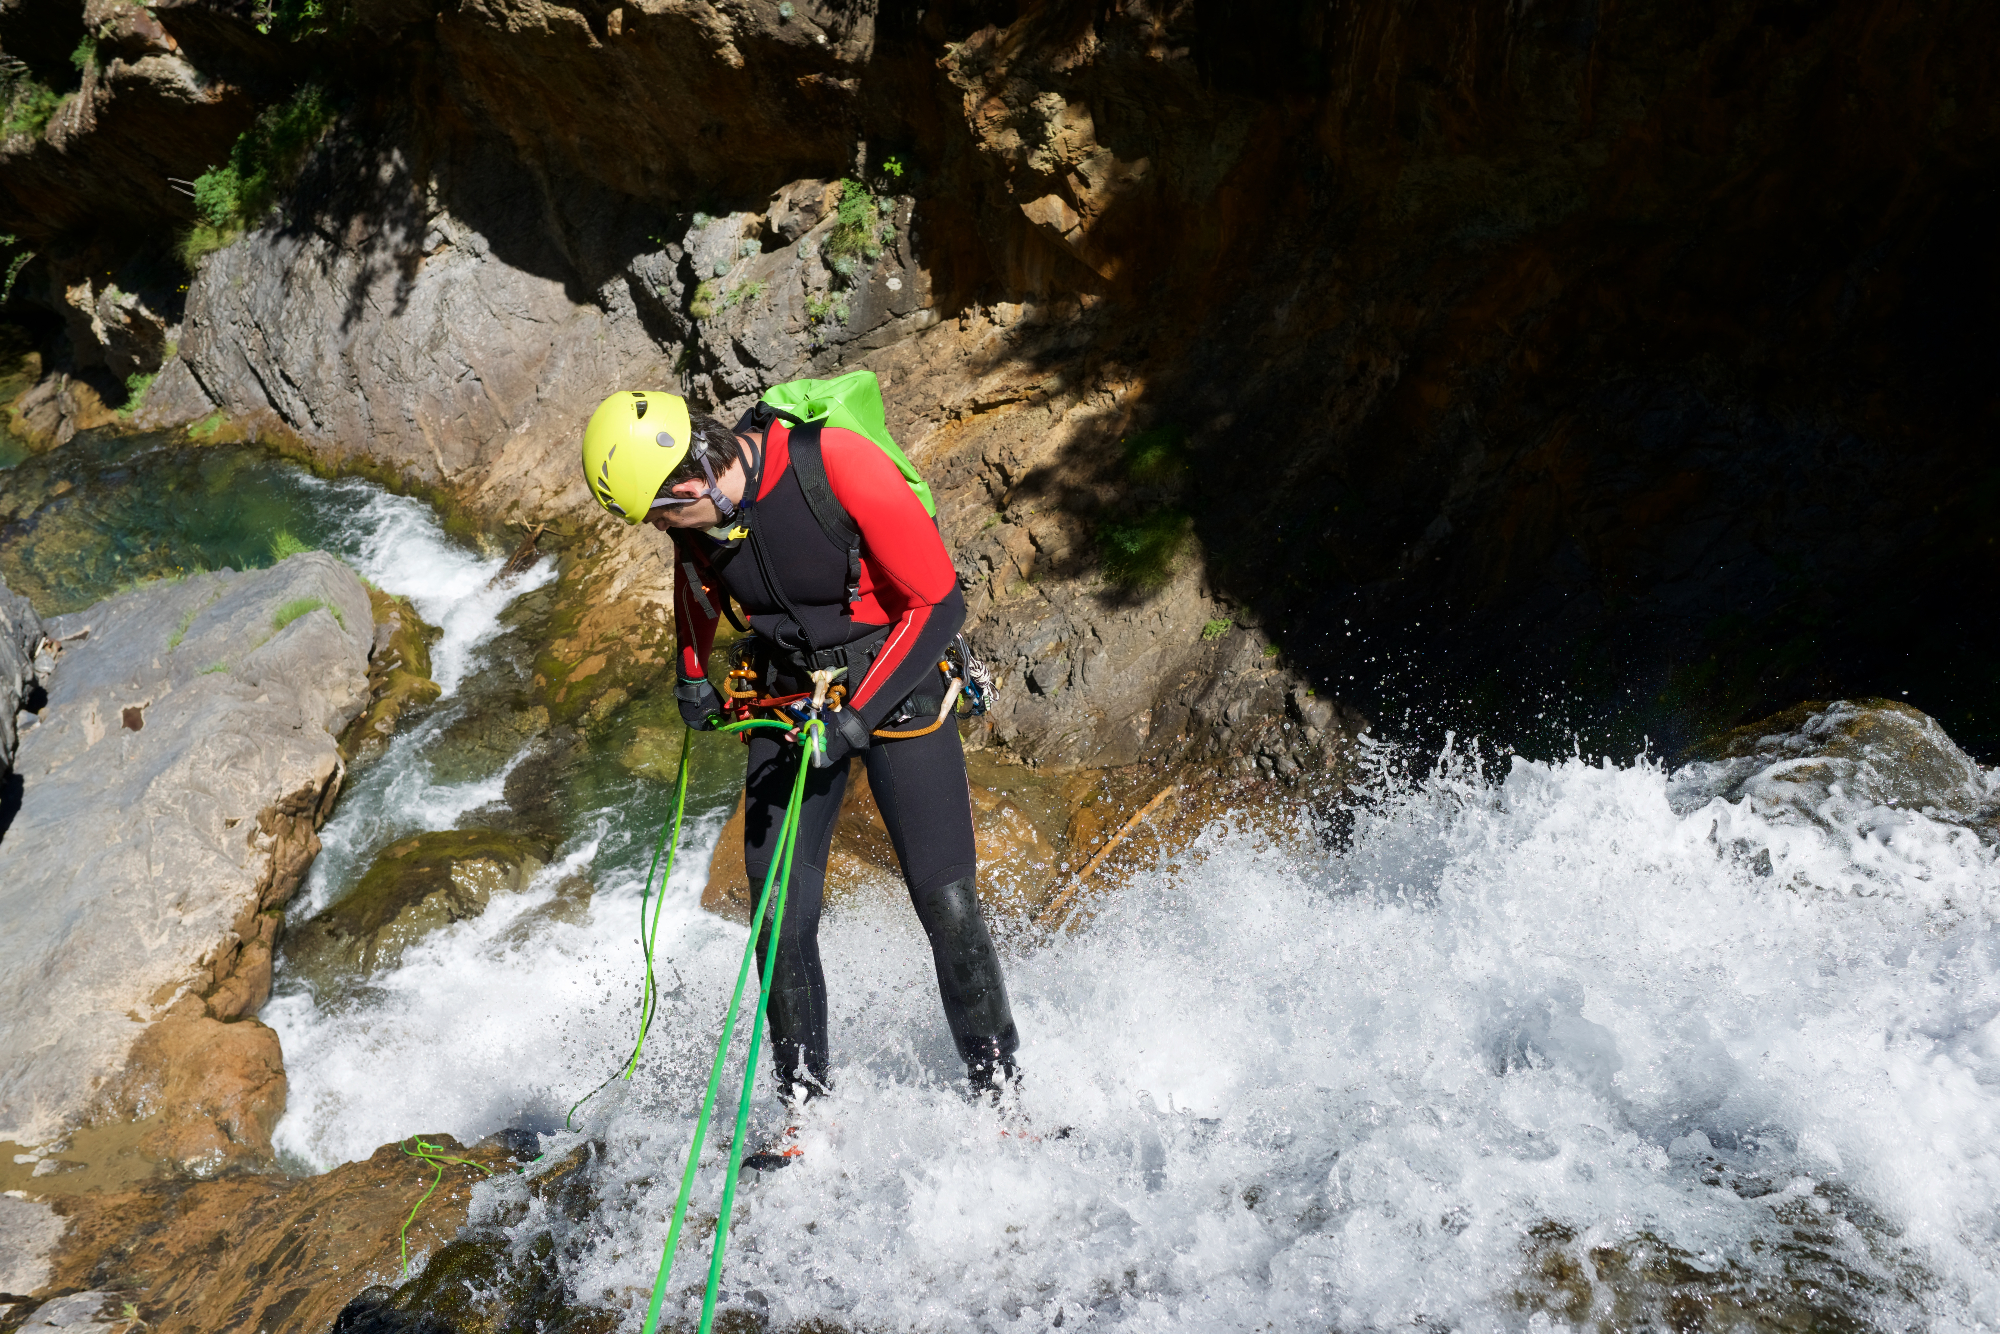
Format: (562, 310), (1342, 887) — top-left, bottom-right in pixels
(3, 0), (1996, 758)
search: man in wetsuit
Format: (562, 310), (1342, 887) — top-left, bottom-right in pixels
(579, 389), (1021, 1107)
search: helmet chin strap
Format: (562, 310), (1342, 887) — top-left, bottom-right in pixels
(651, 441), (740, 521)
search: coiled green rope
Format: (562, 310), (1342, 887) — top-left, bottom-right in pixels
(398, 1137), (494, 1276)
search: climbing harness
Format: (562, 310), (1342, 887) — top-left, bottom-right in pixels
(718, 632), (996, 744)
(397, 1138), (494, 1277)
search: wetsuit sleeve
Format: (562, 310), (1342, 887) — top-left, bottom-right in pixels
(820, 430), (965, 730)
(670, 533), (722, 680)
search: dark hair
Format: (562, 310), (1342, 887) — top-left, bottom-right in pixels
(664, 413), (743, 487)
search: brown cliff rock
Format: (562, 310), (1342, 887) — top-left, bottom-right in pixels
(19, 1133), (513, 1333)
(0, 48), (253, 241)
(105, 1003), (287, 1176)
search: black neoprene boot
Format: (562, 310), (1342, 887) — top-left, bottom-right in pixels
(769, 1041), (831, 1108)
(962, 1035), (1021, 1097)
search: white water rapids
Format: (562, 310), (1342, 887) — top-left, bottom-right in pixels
(256, 482), (2000, 1332)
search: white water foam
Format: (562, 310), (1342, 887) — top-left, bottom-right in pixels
(274, 479), (555, 911)
(267, 705), (2000, 1329)
(268, 808), (736, 1169)
(396, 741), (1998, 1334)
(307, 479), (547, 694)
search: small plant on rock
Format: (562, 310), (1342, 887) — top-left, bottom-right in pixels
(1, 234), (35, 303)
(117, 370), (156, 419)
(1099, 508), (1191, 592)
(273, 596), (342, 631)
(3, 79), (67, 140)
(822, 179), (894, 283)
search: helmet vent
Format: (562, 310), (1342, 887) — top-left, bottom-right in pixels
(634, 397), (649, 419)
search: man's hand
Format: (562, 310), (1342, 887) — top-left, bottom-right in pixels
(810, 706), (872, 768)
(676, 675), (722, 731)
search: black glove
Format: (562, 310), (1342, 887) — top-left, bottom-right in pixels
(810, 706), (873, 769)
(676, 675), (722, 731)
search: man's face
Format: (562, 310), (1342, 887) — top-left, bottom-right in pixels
(644, 475), (720, 531)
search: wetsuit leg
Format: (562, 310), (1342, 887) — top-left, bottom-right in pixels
(861, 724), (1020, 1072)
(742, 730), (851, 1099)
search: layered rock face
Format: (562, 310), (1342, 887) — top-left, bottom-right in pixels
(0, 553), (370, 1169)
(6, 0), (1998, 767)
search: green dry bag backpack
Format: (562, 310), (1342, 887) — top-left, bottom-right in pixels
(752, 369), (935, 517)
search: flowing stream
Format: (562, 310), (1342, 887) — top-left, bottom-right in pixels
(6, 432), (2000, 1332)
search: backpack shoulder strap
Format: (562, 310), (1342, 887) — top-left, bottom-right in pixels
(786, 421), (864, 616)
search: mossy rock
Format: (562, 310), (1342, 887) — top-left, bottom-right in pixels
(426, 702), (552, 785)
(525, 548), (676, 727)
(285, 829), (550, 989)
(341, 585), (444, 765)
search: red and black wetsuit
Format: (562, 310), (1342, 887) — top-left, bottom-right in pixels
(670, 420), (1018, 1093)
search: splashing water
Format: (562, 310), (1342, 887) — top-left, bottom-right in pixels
(274, 718), (2000, 1331)
(276, 478), (557, 913)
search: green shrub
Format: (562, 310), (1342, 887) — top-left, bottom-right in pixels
(118, 370), (156, 419)
(1201, 617), (1232, 641)
(202, 662), (229, 675)
(273, 596), (343, 631)
(689, 280), (719, 320)
(187, 409), (227, 439)
(70, 36), (96, 75)
(822, 179), (893, 280)
(191, 166), (242, 228)
(4, 82), (66, 140)
(2, 235), (35, 303)
(1099, 508), (1189, 591)
(1121, 425), (1188, 484)
(182, 85), (337, 258)
(269, 529), (310, 559)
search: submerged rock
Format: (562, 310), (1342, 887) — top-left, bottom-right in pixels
(340, 585), (444, 767)
(285, 829), (551, 988)
(0, 553), (371, 1165)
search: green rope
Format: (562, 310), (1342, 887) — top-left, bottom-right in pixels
(640, 715), (821, 1334)
(398, 1138), (494, 1276)
(566, 729), (699, 1131)
(626, 727), (695, 1079)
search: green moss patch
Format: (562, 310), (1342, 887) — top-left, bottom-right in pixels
(273, 595), (343, 631)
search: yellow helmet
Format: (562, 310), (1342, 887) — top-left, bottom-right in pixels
(580, 390), (694, 522)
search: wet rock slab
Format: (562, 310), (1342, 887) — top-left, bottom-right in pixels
(16, 1133), (514, 1334)
(1674, 698), (2000, 837)
(285, 828), (552, 990)
(0, 553), (371, 1166)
